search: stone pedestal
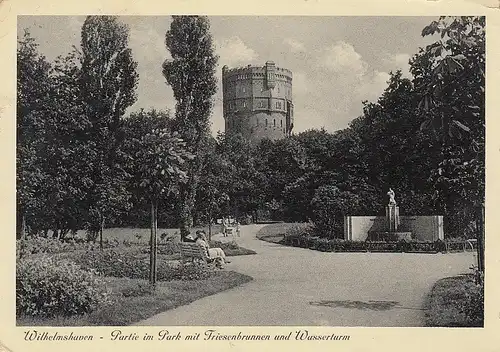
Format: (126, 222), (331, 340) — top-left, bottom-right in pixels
(386, 204), (400, 232)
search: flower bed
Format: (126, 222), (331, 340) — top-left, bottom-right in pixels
(16, 236), (124, 258)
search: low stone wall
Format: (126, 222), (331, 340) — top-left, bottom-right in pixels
(344, 215), (444, 241)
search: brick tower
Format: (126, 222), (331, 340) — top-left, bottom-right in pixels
(222, 61), (294, 143)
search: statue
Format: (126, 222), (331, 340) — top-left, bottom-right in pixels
(387, 188), (396, 205)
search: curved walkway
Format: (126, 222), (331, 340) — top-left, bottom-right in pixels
(137, 224), (474, 327)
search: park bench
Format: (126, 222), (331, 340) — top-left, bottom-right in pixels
(180, 242), (219, 268)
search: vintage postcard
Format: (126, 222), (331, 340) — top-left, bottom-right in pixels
(1, 0), (499, 351)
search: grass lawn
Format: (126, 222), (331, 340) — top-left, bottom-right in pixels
(255, 222), (303, 243)
(424, 274), (483, 327)
(17, 271), (253, 326)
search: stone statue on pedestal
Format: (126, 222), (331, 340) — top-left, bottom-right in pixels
(387, 188), (396, 205)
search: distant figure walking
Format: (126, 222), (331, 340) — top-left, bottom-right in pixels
(236, 221), (241, 237)
(222, 217), (229, 237)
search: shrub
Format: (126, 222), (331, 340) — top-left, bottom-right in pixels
(210, 240), (239, 251)
(16, 236), (120, 258)
(74, 249), (216, 281)
(157, 242), (180, 255)
(16, 256), (111, 317)
(310, 186), (364, 238)
(460, 269), (484, 327)
(121, 283), (155, 297)
(75, 250), (150, 279)
(17, 237), (70, 258)
(140, 241), (180, 256)
(283, 222), (314, 243)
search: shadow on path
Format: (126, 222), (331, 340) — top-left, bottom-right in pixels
(310, 300), (425, 311)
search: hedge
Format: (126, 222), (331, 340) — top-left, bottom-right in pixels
(280, 234), (469, 253)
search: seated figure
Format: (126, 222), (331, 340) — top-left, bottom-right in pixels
(184, 233), (196, 243)
(195, 230), (231, 267)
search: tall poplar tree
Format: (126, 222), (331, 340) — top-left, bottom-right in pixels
(162, 16), (218, 240)
(79, 16), (139, 244)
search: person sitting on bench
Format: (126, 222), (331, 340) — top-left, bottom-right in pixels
(195, 230), (231, 265)
(184, 233), (196, 243)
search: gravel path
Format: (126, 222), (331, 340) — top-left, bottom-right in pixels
(137, 224), (474, 326)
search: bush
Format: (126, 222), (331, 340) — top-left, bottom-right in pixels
(16, 236), (120, 258)
(209, 240), (239, 251)
(461, 270), (484, 327)
(17, 237), (71, 258)
(75, 250), (150, 279)
(121, 283), (155, 297)
(282, 222), (315, 243)
(74, 249), (216, 281)
(16, 256), (111, 317)
(140, 241), (180, 255)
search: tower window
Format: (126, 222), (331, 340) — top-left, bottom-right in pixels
(266, 119), (268, 127)
(281, 120), (283, 127)
(243, 101), (246, 108)
(274, 119), (276, 127)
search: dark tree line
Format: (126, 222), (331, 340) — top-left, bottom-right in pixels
(17, 16), (484, 240)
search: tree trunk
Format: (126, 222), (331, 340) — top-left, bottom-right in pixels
(476, 203), (485, 277)
(179, 183), (197, 241)
(99, 215), (104, 251)
(149, 199), (158, 288)
(52, 224), (59, 239)
(21, 213), (26, 240)
(208, 208), (212, 242)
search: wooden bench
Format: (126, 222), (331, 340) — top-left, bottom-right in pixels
(180, 242), (217, 267)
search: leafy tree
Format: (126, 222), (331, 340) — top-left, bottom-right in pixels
(218, 132), (266, 222)
(121, 109), (179, 228)
(414, 16), (485, 236)
(258, 136), (309, 221)
(78, 16), (139, 244)
(39, 51), (94, 239)
(16, 30), (53, 238)
(351, 71), (438, 215)
(194, 137), (230, 239)
(131, 126), (193, 286)
(17, 32), (90, 239)
(162, 15), (218, 240)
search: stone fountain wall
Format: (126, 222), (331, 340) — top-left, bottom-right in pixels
(344, 215), (444, 242)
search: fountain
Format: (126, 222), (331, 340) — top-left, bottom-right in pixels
(367, 188), (412, 242)
(344, 188), (444, 242)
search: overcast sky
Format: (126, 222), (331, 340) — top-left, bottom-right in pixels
(18, 16), (436, 135)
